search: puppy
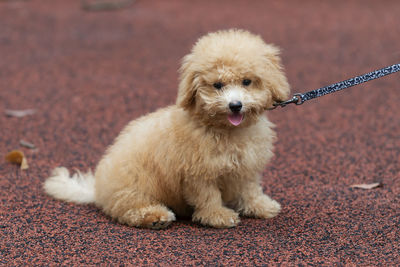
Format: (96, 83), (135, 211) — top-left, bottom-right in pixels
(44, 29), (290, 229)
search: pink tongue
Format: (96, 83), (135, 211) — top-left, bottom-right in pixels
(228, 113), (244, 126)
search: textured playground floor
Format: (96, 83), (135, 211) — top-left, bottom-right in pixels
(1, 0), (400, 265)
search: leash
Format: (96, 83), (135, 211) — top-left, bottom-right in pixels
(270, 63), (400, 109)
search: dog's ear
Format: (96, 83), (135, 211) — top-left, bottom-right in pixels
(261, 45), (290, 104)
(176, 54), (199, 109)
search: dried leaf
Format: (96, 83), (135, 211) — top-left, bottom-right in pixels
(20, 140), (36, 149)
(20, 157), (29, 170)
(350, 182), (382, 190)
(5, 150), (24, 164)
(5, 150), (29, 170)
(5, 109), (36, 118)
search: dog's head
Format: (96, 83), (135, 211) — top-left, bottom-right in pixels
(176, 29), (290, 128)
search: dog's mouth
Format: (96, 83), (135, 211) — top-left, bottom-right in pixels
(227, 113), (244, 126)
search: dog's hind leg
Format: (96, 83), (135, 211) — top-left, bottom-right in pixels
(101, 189), (176, 229)
(119, 204), (176, 229)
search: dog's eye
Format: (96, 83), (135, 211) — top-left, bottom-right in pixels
(213, 82), (224, 90)
(242, 79), (252, 86)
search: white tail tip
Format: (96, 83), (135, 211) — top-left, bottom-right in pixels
(43, 167), (95, 204)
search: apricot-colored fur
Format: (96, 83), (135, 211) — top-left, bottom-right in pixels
(44, 29), (290, 229)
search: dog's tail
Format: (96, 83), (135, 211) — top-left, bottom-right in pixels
(43, 167), (96, 204)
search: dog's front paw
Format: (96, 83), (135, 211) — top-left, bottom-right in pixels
(193, 207), (240, 228)
(241, 195), (281, 219)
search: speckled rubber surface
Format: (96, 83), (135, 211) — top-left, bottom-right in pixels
(1, 0), (400, 265)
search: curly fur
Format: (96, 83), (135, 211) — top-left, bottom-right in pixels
(44, 29), (290, 229)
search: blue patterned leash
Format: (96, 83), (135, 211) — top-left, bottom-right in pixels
(271, 63), (400, 109)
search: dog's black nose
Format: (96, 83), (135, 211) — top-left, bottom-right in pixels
(229, 101), (242, 112)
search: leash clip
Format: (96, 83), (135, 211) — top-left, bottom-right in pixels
(268, 93), (303, 110)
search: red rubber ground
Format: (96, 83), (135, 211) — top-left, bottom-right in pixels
(1, 0), (399, 265)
